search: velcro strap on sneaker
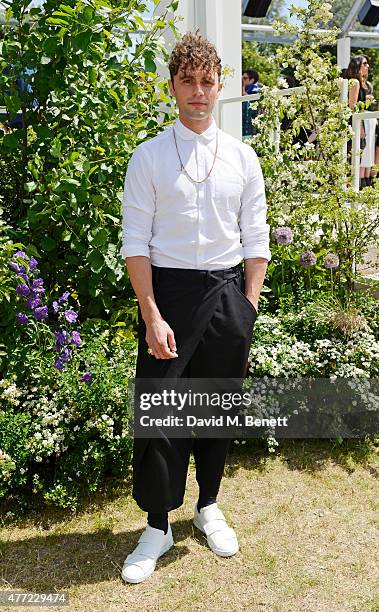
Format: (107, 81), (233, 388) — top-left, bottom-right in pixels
(202, 518), (230, 537)
(134, 536), (164, 558)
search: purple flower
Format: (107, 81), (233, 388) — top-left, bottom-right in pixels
(17, 272), (29, 282)
(324, 253), (339, 270)
(81, 371), (92, 383)
(275, 226), (293, 246)
(54, 329), (69, 350)
(9, 261), (22, 273)
(64, 309), (78, 324)
(16, 313), (29, 325)
(26, 295), (42, 309)
(61, 347), (73, 363)
(34, 305), (49, 320)
(58, 291), (70, 303)
(28, 257), (38, 271)
(16, 283), (31, 297)
(31, 278), (45, 293)
(14, 250), (27, 259)
(71, 330), (81, 346)
(52, 301), (60, 313)
(54, 358), (64, 371)
(299, 250), (317, 268)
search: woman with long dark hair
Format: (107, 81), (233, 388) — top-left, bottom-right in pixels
(346, 55), (370, 189)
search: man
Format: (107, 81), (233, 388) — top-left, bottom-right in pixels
(242, 69), (261, 139)
(120, 32), (271, 584)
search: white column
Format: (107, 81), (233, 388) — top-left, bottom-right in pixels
(337, 36), (351, 70)
(155, 0), (242, 139)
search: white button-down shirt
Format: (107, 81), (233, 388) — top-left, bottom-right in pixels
(120, 117), (271, 269)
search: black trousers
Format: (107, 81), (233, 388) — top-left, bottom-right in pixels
(132, 263), (257, 513)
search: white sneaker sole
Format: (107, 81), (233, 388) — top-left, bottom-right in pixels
(193, 518), (239, 557)
(122, 539), (173, 584)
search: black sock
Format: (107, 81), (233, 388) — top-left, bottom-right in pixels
(197, 497), (217, 513)
(147, 512), (168, 534)
(360, 177), (367, 190)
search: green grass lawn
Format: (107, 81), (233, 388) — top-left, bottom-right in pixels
(0, 440), (378, 612)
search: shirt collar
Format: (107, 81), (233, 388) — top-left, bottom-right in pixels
(173, 117), (218, 142)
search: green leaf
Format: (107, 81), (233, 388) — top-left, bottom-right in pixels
(60, 4), (75, 14)
(55, 178), (81, 193)
(50, 138), (62, 158)
(83, 6), (94, 23)
(40, 236), (56, 252)
(73, 31), (92, 51)
(109, 89), (120, 103)
(88, 250), (104, 273)
(144, 55), (156, 74)
(24, 182), (37, 193)
(3, 134), (19, 149)
(89, 227), (109, 247)
(88, 66), (97, 85)
(46, 17), (70, 25)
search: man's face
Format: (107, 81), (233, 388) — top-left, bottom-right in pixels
(168, 66), (222, 122)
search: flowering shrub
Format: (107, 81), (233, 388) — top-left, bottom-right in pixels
(249, 0), (379, 306)
(0, 333), (137, 511)
(3, 249), (86, 382)
(248, 296), (379, 378)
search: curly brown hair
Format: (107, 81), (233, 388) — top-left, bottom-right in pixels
(168, 31), (222, 82)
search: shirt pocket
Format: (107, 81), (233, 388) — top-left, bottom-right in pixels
(211, 173), (242, 214)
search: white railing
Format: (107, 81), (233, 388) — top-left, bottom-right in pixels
(217, 84), (378, 192)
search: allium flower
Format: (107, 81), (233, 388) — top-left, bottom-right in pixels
(274, 226), (293, 246)
(299, 250), (317, 268)
(64, 309), (78, 323)
(31, 278), (45, 293)
(58, 291), (70, 303)
(34, 306), (49, 320)
(81, 371), (92, 383)
(52, 301), (60, 313)
(16, 284), (31, 297)
(71, 330), (81, 346)
(324, 253), (339, 270)
(16, 313), (29, 325)
(26, 295), (42, 309)
(28, 257), (38, 271)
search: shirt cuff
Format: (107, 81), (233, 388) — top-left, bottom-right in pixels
(243, 247), (272, 262)
(119, 244), (150, 259)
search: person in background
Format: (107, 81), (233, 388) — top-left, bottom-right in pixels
(242, 69), (261, 140)
(346, 54), (370, 189)
(360, 79), (376, 187)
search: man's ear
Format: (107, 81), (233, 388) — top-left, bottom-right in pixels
(168, 79), (175, 96)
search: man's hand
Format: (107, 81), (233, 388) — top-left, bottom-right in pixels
(146, 317), (178, 360)
(246, 293), (259, 313)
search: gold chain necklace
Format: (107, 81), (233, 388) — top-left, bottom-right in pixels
(173, 128), (219, 184)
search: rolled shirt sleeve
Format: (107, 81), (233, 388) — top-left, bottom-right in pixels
(239, 148), (271, 262)
(119, 144), (155, 260)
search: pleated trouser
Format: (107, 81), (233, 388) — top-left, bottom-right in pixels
(132, 262), (257, 512)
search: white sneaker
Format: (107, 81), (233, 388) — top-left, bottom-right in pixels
(193, 503), (239, 557)
(122, 524), (173, 584)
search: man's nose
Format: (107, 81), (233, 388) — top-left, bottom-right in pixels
(192, 82), (205, 96)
